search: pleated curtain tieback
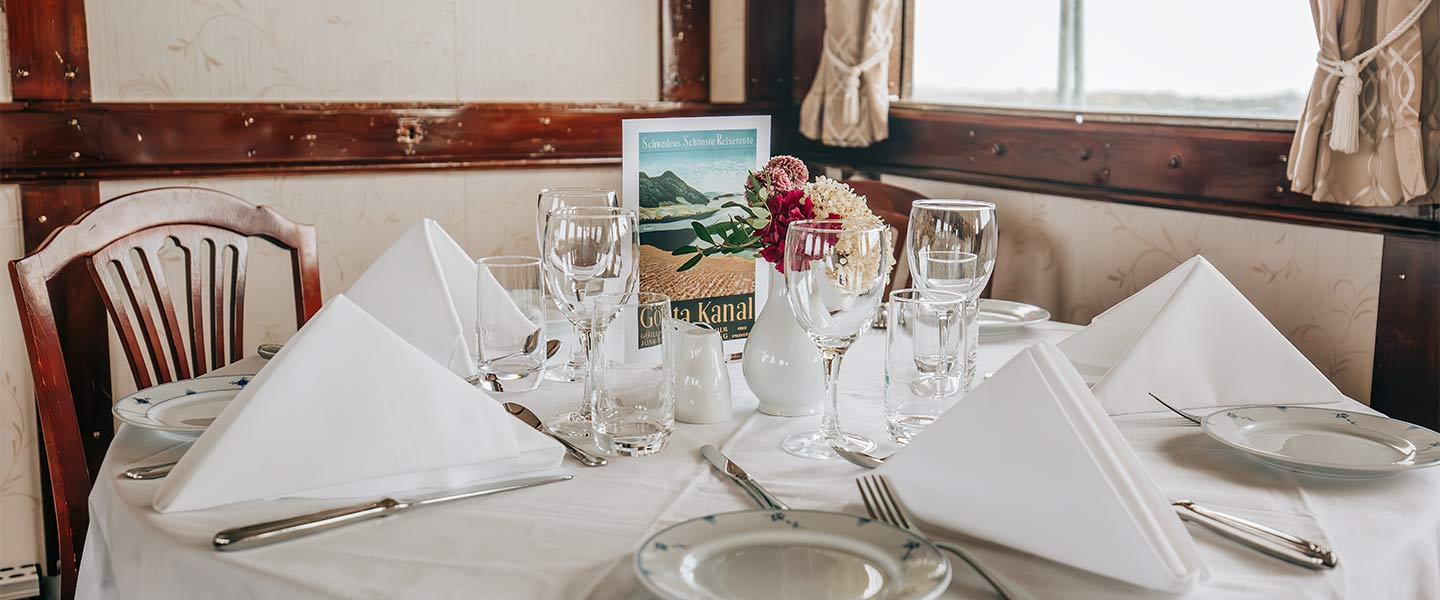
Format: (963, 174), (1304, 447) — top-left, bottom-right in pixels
(1316, 0), (1433, 154)
(823, 35), (892, 125)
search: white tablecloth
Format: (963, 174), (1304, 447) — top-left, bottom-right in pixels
(77, 323), (1440, 599)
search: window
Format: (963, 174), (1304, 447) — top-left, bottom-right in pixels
(909, 0), (1318, 121)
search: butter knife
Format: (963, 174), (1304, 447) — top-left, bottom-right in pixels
(1173, 500), (1338, 570)
(700, 444), (788, 510)
(213, 474), (572, 551)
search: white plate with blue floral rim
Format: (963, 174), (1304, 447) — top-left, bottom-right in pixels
(1202, 405), (1440, 478)
(111, 374), (254, 438)
(978, 299), (1050, 336)
(635, 509), (951, 600)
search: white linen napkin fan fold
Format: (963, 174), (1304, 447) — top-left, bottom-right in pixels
(346, 219), (537, 378)
(1058, 255), (1345, 415)
(153, 294), (563, 513)
(882, 341), (1206, 592)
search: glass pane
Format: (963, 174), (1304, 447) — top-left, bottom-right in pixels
(910, 0), (1318, 120)
(911, 1), (1060, 109)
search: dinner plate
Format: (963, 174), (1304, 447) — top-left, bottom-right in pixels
(635, 509), (950, 600)
(112, 374), (253, 437)
(1202, 405), (1440, 478)
(978, 299), (1050, 336)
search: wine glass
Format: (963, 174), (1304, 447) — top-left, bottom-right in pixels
(783, 219), (893, 459)
(537, 187), (620, 382)
(906, 200), (997, 386)
(541, 206), (640, 436)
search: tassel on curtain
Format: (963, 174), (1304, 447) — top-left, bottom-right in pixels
(1288, 0), (1438, 206)
(799, 0), (901, 148)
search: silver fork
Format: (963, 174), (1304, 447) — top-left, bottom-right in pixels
(857, 475), (1034, 600)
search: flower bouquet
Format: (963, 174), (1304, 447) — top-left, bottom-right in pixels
(670, 156), (891, 278)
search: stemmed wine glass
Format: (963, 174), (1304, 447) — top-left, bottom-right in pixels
(906, 200), (997, 386)
(541, 206), (640, 437)
(537, 188), (620, 382)
(783, 219), (893, 459)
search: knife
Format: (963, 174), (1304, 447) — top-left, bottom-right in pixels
(699, 444), (789, 510)
(212, 474), (572, 551)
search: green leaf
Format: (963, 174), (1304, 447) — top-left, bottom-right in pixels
(707, 221), (736, 235)
(677, 253), (704, 272)
(671, 245), (698, 256)
(747, 217), (768, 229)
(691, 221), (713, 243)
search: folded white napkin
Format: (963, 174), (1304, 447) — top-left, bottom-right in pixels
(154, 294), (563, 513)
(1059, 256), (1345, 415)
(347, 219), (538, 378)
(882, 341), (1205, 592)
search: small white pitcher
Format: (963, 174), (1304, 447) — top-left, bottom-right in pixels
(674, 324), (732, 424)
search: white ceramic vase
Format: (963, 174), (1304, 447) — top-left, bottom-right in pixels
(743, 265), (823, 416)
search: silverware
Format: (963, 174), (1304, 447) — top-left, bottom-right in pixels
(832, 445), (888, 469)
(857, 474), (1032, 600)
(123, 461), (178, 480)
(503, 402), (607, 467)
(726, 351), (743, 363)
(870, 301), (889, 329)
(257, 343), (283, 359)
(1148, 393), (1202, 425)
(212, 474), (571, 551)
(1173, 500), (1337, 570)
(699, 444), (788, 510)
(467, 339), (562, 389)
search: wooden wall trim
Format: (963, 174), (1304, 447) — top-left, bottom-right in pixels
(781, 108), (1438, 238)
(4, 0), (91, 100)
(1371, 234), (1440, 428)
(0, 101), (778, 182)
(662, 0), (711, 101)
(746, 0), (795, 102)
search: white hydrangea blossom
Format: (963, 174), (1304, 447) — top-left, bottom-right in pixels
(802, 177), (896, 296)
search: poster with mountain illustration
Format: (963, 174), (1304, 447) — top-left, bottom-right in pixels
(622, 116), (771, 349)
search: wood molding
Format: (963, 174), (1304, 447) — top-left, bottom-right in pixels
(746, 0), (795, 102)
(4, 0), (92, 100)
(0, 101), (778, 181)
(1372, 234), (1440, 428)
(662, 0), (711, 101)
(781, 107), (1438, 237)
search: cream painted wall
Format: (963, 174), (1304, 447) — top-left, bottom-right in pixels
(84, 0), (661, 101)
(886, 176), (1383, 404)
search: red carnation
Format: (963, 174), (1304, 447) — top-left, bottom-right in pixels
(755, 189), (839, 272)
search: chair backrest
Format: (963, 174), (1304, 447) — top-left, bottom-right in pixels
(843, 179), (928, 295)
(8, 187), (322, 598)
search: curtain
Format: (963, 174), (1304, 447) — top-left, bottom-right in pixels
(799, 0), (901, 147)
(1288, 0), (1438, 206)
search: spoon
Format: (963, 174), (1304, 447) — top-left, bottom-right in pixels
(503, 402), (607, 467)
(467, 339), (563, 389)
(832, 445), (888, 469)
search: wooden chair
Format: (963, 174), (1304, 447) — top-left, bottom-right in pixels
(843, 179), (928, 295)
(8, 187), (322, 598)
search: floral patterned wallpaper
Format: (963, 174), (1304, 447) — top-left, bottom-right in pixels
(886, 175), (1384, 403)
(0, 185), (43, 571)
(84, 0), (661, 101)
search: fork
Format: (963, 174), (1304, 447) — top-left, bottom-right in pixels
(857, 475), (1034, 600)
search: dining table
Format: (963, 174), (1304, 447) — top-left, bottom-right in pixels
(77, 320), (1440, 599)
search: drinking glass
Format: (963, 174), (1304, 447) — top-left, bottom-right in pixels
(783, 219), (893, 459)
(537, 187), (620, 383)
(475, 256), (547, 393)
(588, 292), (674, 456)
(542, 206), (640, 436)
(885, 288), (966, 445)
(906, 200), (997, 386)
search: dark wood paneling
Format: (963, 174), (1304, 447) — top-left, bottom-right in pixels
(4, 0), (91, 100)
(781, 107), (1438, 237)
(0, 101), (776, 181)
(1371, 235), (1440, 429)
(746, 0), (795, 102)
(662, 0), (711, 101)
(792, 0), (825, 100)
